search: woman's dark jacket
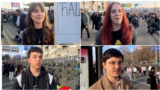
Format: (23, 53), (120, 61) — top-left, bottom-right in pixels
(149, 71), (157, 89)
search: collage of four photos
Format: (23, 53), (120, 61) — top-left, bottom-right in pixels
(1, 1), (160, 90)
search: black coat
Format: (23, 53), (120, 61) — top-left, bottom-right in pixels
(9, 65), (15, 72)
(95, 15), (101, 30)
(149, 71), (157, 89)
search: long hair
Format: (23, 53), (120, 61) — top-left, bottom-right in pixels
(101, 2), (132, 45)
(25, 2), (53, 44)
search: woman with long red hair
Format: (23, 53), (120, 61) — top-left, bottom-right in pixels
(95, 2), (136, 45)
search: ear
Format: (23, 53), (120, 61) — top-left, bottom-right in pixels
(28, 58), (30, 64)
(102, 62), (106, 69)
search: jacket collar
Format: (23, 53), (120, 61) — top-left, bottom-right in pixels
(102, 74), (125, 89)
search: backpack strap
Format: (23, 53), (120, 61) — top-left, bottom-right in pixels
(45, 73), (53, 89)
(16, 71), (26, 89)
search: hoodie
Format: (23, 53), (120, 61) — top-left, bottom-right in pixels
(13, 66), (57, 89)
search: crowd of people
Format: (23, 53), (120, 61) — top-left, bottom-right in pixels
(124, 65), (160, 89)
(2, 60), (26, 81)
(1, 2), (55, 45)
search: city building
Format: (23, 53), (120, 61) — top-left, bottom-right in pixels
(81, 1), (108, 12)
(39, 46), (80, 59)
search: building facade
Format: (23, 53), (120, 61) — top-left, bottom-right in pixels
(39, 46), (80, 59)
(81, 1), (108, 12)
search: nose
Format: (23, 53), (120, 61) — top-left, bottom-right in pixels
(115, 62), (120, 68)
(37, 57), (41, 62)
(38, 11), (43, 16)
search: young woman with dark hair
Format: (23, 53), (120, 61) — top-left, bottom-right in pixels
(95, 2), (136, 45)
(23, 2), (54, 45)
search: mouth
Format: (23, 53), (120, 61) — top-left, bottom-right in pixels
(36, 63), (41, 66)
(37, 17), (43, 20)
(115, 18), (120, 20)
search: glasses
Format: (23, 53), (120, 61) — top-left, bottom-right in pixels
(106, 61), (123, 66)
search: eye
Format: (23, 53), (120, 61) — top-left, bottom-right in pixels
(111, 10), (116, 13)
(33, 10), (38, 12)
(118, 10), (122, 13)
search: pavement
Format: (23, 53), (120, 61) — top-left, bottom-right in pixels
(122, 71), (160, 89)
(81, 19), (158, 45)
(2, 75), (15, 90)
(1, 22), (19, 45)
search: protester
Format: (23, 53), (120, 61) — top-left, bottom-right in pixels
(138, 66), (142, 76)
(13, 47), (57, 89)
(9, 62), (15, 81)
(1, 10), (5, 37)
(88, 48), (134, 89)
(149, 67), (157, 90)
(142, 66), (146, 76)
(127, 66), (132, 80)
(95, 2), (136, 45)
(81, 9), (90, 41)
(155, 68), (160, 84)
(95, 12), (101, 31)
(49, 10), (54, 25)
(12, 11), (17, 26)
(16, 8), (27, 45)
(3, 61), (8, 76)
(22, 2), (54, 45)
(148, 19), (159, 34)
(91, 12), (96, 31)
(132, 66), (137, 79)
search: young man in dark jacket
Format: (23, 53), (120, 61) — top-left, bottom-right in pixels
(131, 14), (139, 30)
(13, 47), (57, 89)
(81, 9), (90, 41)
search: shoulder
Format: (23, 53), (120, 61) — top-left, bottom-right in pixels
(16, 74), (22, 88)
(88, 77), (104, 90)
(95, 29), (102, 45)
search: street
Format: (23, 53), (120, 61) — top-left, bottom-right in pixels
(1, 22), (19, 45)
(2, 75), (14, 90)
(81, 19), (158, 45)
(122, 71), (160, 89)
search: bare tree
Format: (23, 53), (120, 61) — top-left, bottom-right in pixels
(4, 54), (10, 60)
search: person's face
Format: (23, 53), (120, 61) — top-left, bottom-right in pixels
(110, 4), (123, 25)
(102, 57), (123, 78)
(81, 10), (83, 13)
(1, 12), (4, 15)
(151, 69), (155, 72)
(151, 20), (154, 23)
(28, 52), (43, 69)
(31, 5), (45, 24)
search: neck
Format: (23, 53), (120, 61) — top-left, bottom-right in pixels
(30, 66), (41, 77)
(107, 73), (119, 89)
(112, 23), (121, 31)
(34, 23), (43, 29)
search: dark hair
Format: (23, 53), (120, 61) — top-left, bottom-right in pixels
(16, 9), (21, 13)
(28, 47), (43, 58)
(102, 48), (124, 63)
(151, 67), (155, 71)
(25, 2), (54, 45)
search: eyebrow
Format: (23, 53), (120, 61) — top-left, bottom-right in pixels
(33, 55), (42, 57)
